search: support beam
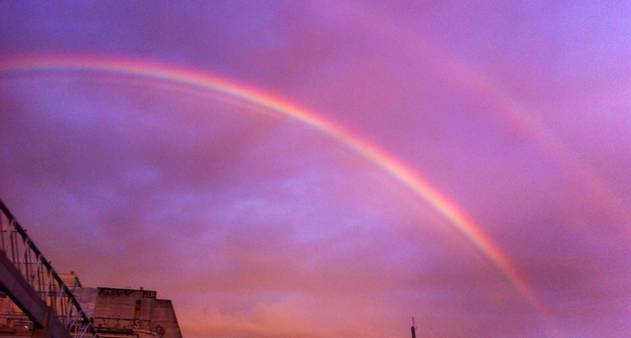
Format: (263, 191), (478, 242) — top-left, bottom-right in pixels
(0, 251), (70, 338)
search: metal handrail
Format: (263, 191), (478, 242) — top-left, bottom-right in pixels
(0, 198), (97, 338)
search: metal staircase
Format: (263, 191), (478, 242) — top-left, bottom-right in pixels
(0, 199), (97, 338)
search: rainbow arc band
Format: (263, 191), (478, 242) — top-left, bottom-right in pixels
(0, 55), (543, 313)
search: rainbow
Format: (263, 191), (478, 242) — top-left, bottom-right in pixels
(351, 4), (631, 234)
(0, 55), (542, 310)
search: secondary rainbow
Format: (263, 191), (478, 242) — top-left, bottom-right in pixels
(0, 55), (543, 310)
(352, 4), (631, 236)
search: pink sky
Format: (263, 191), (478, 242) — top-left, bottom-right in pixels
(2, 1), (631, 337)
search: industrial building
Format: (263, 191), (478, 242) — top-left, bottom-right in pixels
(0, 272), (182, 338)
(0, 199), (183, 338)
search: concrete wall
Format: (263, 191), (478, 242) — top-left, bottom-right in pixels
(85, 287), (183, 338)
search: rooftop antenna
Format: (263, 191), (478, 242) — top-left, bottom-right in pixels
(411, 316), (417, 338)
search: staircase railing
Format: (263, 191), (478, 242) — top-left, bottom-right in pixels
(0, 199), (97, 338)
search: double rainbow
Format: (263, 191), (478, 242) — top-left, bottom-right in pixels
(0, 55), (542, 311)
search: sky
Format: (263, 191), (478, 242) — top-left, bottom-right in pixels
(1, 1), (631, 337)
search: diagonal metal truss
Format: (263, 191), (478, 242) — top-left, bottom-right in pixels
(0, 199), (97, 338)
